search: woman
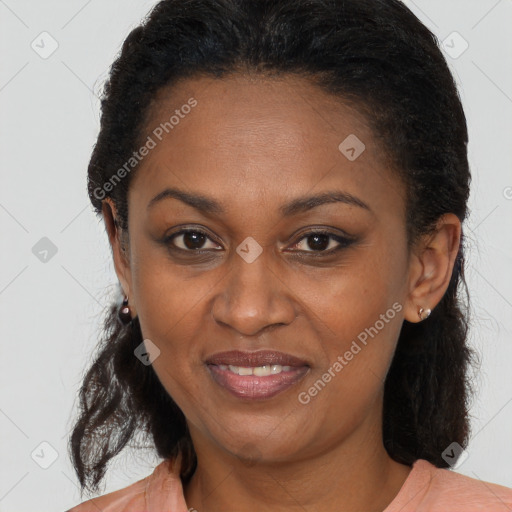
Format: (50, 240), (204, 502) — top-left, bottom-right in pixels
(67, 0), (512, 510)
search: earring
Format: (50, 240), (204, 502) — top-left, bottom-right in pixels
(118, 294), (132, 325)
(418, 307), (431, 321)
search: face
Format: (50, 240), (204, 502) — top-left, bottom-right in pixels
(111, 73), (414, 465)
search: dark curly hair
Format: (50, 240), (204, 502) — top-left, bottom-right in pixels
(69, 0), (477, 497)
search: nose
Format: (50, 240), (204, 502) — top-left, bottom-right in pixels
(211, 249), (297, 337)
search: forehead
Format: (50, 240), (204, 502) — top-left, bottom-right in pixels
(130, 73), (405, 220)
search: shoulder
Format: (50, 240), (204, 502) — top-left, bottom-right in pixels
(65, 477), (147, 512)
(395, 459), (512, 511)
(65, 458), (183, 512)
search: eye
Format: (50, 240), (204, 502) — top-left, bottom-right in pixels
(288, 229), (355, 255)
(163, 227), (356, 256)
(165, 228), (221, 252)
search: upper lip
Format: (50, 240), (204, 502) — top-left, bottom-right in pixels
(205, 350), (309, 367)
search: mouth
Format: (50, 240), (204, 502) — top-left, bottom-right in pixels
(205, 350), (310, 400)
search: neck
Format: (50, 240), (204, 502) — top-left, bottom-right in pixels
(183, 415), (412, 512)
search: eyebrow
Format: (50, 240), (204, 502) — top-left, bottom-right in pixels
(147, 187), (372, 216)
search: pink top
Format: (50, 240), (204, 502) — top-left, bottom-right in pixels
(67, 455), (512, 512)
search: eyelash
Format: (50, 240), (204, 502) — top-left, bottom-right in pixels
(163, 227), (356, 257)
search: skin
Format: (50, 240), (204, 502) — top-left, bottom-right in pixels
(103, 73), (461, 512)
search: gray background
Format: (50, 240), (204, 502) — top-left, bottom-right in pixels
(0, 0), (511, 510)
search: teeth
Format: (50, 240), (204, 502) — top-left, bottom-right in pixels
(253, 365), (271, 376)
(221, 364), (292, 376)
(237, 366), (253, 376)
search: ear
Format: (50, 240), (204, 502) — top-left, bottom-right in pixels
(403, 213), (461, 323)
(102, 198), (137, 316)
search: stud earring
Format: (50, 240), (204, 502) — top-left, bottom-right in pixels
(118, 294), (132, 325)
(418, 307), (431, 321)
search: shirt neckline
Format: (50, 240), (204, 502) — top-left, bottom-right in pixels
(146, 456), (435, 512)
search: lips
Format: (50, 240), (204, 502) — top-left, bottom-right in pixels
(205, 350), (310, 400)
(205, 350), (309, 367)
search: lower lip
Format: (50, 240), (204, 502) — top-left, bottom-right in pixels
(206, 364), (309, 400)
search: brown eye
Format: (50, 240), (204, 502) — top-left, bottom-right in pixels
(290, 230), (355, 254)
(166, 229), (222, 252)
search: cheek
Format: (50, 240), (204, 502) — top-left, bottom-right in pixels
(292, 241), (406, 383)
(133, 267), (207, 423)
(130, 258), (193, 371)
(293, 267), (404, 440)
(131, 239), (209, 343)
(134, 269), (206, 361)
(297, 257), (402, 341)
(129, 250), (228, 411)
